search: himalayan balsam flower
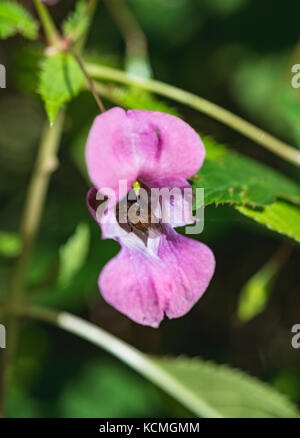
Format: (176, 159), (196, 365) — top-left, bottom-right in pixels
(86, 107), (215, 327)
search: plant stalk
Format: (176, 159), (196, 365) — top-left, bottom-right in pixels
(86, 62), (300, 167)
(71, 50), (105, 113)
(33, 0), (60, 46)
(0, 110), (65, 413)
(103, 0), (152, 78)
(13, 306), (222, 418)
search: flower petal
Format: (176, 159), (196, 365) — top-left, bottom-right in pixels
(99, 227), (215, 327)
(145, 175), (194, 227)
(86, 107), (205, 198)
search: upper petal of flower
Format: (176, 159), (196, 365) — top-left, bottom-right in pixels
(85, 107), (205, 196)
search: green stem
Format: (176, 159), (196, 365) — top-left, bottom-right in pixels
(70, 1), (104, 111)
(71, 49), (105, 112)
(0, 110), (65, 412)
(85, 62), (300, 167)
(14, 306), (221, 418)
(33, 0), (60, 46)
(103, 0), (152, 78)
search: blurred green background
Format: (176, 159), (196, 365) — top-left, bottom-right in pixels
(0, 0), (300, 417)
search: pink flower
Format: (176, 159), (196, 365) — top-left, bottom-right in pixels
(86, 107), (215, 327)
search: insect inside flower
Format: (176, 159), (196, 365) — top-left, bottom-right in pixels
(86, 107), (215, 327)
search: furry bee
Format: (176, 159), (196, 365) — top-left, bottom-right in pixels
(116, 196), (162, 243)
(90, 191), (162, 244)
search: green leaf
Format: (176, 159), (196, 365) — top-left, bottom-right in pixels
(192, 136), (300, 207)
(191, 137), (300, 242)
(0, 1), (38, 40)
(62, 0), (89, 42)
(237, 263), (277, 322)
(54, 311), (300, 418)
(59, 359), (159, 418)
(11, 43), (43, 93)
(92, 82), (179, 115)
(0, 231), (21, 257)
(111, 86), (179, 115)
(152, 356), (299, 418)
(237, 201), (300, 243)
(58, 222), (90, 288)
(271, 370), (300, 403)
(38, 53), (85, 124)
(70, 122), (90, 182)
(237, 245), (289, 322)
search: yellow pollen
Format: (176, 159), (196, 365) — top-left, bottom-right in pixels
(133, 180), (141, 196)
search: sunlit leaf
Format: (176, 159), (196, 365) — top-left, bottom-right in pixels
(271, 370), (300, 403)
(151, 356), (300, 418)
(191, 137), (300, 242)
(108, 86), (179, 115)
(0, 231), (21, 257)
(53, 315), (300, 418)
(192, 137), (300, 207)
(58, 222), (90, 287)
(237, 201), (300, 243)
(237, 245), (290, 322)
(62, 0), (89, 42)
(11, 43), (43, 93)
(0, 1), (38, 40)
(38, 53), (85, 124)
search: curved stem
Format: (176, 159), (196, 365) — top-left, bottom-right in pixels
(33, 0), (60, 46)
(85, 62), (300, 167)
(104, 0), (152, 78)
(15, 306), (221, 418)
(71, 50), (105, 113)
(0, 110), (65, 412)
